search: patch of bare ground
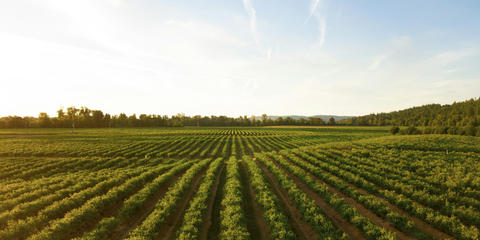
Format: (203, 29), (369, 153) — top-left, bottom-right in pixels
(255, 159), (319, 240)
(0, 134), (53, 137)
(158, 167), (208, 240)
(341, 175), (454, 240)
(64, 169), (181, 239)
(268, 157), (366, 240)
(319, 152), (454, 240)
(199, 163), (225, 240)
(239, 160), (270, 240)
(206, 164), (226, 240)
(110, 172), (185, 240)
(280, 156), (416, 240)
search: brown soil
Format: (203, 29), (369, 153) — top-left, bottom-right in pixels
(280, 156), (416, 240)
(110, 172), (185, 239)
(239, 160), (270, 240)
(206, 165), (226, 240)
(158, 167), (209, 240)
(341, 176), (454, 240)
(0, 134), (52, 137)
(199, 163), (225, 240)
(317, 153), (455, 240)
(255, 159), (319, 240)
(270, 158), (366, 240)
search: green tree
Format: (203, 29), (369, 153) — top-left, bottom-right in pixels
(38, 112), (51, 128)
(67, 107), (79, 131)
(390, 126), (400, 135)
(328, 117), (336, 125)
(92, 110), (104, 128)
(261, 114), (268, 126)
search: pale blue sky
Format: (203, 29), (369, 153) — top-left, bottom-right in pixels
(1, 0), (479, 117)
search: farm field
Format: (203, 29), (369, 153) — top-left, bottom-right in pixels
(1, 127), (480, 240)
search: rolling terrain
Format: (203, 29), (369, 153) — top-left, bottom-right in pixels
(0, 127), (479, 240)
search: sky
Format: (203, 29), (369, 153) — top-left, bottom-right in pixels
(1, 0), (479, 117)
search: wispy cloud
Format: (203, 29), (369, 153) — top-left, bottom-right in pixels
(431, 48), (476, 66)
(314, 14), (326, 48)
(105, 0), (125, 8)
(368, 54), (387, 71)
(305, 0), (327, 48)
(242, 0), (260, 50)
(305, 0), (321, 24)
(367, 35), (411, 71)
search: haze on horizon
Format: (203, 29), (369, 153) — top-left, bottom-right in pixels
(1, 0), (479, 118)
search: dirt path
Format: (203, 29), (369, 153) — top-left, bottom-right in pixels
(206, 165), (226, 240)
(341, 174), (454, 240)
(269, 158), (366, 240)
(280, 156), (416, 240)
(255, 159), (319, 240)
(199, 163), (225, 240)
(110, 172), (185, 240)
(63, 168), (178, 239)
(239, 160), (270, 240)
(158, 167), (209, 240)
(316, 153), (454, 240)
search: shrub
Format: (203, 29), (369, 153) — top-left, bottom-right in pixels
(390, 126), (400, 135)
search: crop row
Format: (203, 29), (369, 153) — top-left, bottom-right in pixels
(176, 157), (224, 239)
(79, 159), (196, 239)
(126, 158), (211, 239)
(255, 153), (345, 239)
(300, 148), (480, 240)
(218, 156), (250, 239)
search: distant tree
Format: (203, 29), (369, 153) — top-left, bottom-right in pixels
(285, 117), (293, 125)
(38, 112), (51, 128)
(328, 117), (336, 125)
(92, 110), (104, 128)
(261, 114), (268, 126)
(128, 114), (138, 127)
(67, 107), (79, 131)
(193, 115), (201, 127)
(390, 126), (400, 135)
(104, 114), (111, 127)
(57, 108), (65, 119)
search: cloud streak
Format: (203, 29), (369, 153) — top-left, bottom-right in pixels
(368, 54), (387, 71)
(315, 14), (326, 48)
(242, 0), (260, 51)
(305, 0), (321, 23)
(305, 0), (327, 48)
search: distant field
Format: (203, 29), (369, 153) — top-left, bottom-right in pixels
(0, 127), (479, 240)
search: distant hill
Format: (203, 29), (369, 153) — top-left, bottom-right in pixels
(338, 97), (480, 127)
(263, 115), (354, 122)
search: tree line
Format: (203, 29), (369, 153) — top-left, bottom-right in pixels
(340, 97), (480, 136)
(0, 107), (333, 128)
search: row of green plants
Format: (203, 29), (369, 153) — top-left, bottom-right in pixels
(0, 166), (148, 240)
(27, 162), (184, 240)
(321, 149), (480, 228)
(242, 155), (296, 239)
(0, 130), (322, 158)
(354, 148), (480, 200)
(0, 174), (109, 230)
(218, 156), (250, 239)
(126, 158), (211, 239)
(267, 152), (397, 240)
(0, 156), (153, 199)
(255, 153), (346, 239)
(79, 159), (196, 239)
(346, 148), (480, 211)
(0, 173), (68, 202)
(303, 149), (480, 240)
(286, 150), (429, 239)
(176, 157), (224, 239)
